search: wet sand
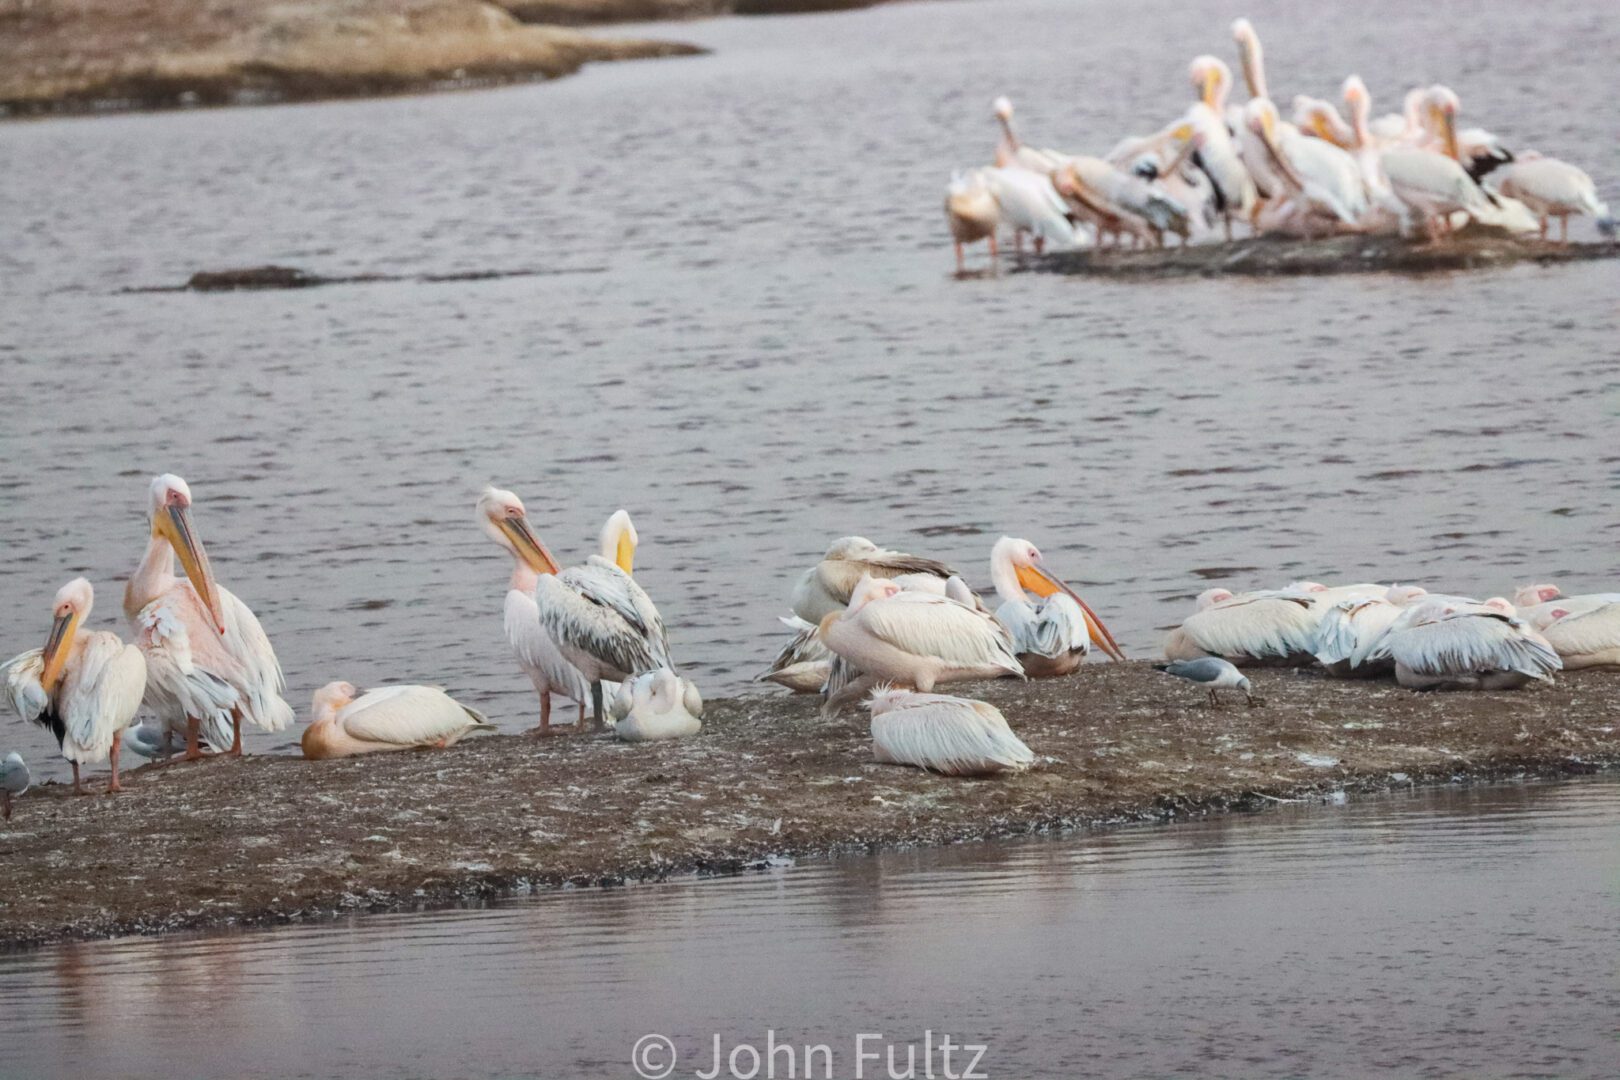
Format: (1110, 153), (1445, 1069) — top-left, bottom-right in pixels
(4, 663), (1617, 950)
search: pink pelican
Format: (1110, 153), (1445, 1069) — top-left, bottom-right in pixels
(301, 682), (494, 760)
(866, 687), (1033, 776)
(1164, 581), (1385, 666)
(989, 536), (1124, 675)
(1369, 597), (1561, 690)
(1513, 585), (1620, 669)
(1313, 585), (1430, 676)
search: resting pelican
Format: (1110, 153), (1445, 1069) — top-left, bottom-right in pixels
(945, 169), (1001, 270)
(124, 474), (293, 761)
(1, 578), (146, 794)
(1368, 598), (1561, 691)
(1, 752), (28, 820)
(1164, 581), (1384, 666)
(478, 488), (671, 727)
(866, 687), (1033, 776)
(989, 536), (1124, 675)
(1380, 89), (1529, 238)
(758, 614), (833, 693)
(820, 576), (1022, 712)
(1488, 156), (1615, 242)
(610, 669), (703, 742)
(301, 682), (494, 760)
(791, 537), (956, 624)
(1313, 585), (1429, 676)
(1513, 585), (1620, 669)
(1184, 55), (1258, 238)
(477, 488), (592, 735)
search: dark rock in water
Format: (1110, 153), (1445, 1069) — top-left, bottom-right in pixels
(186, 266), (324, 291)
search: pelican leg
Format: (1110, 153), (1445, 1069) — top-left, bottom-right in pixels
(531, 691), (553, 737)
(591, 681), (605, 731)
(183, 716), (204, 762)
(1, 790), (10, 821)
(229, 710), (244, 757)
(577, 700), (586, 727)
(107, 730), (123, 794)
(1033, 236), (1046, 256)
(1559, 215), (1568, 244)
(1537, 216), (1548, 241)
(72, 761), (84, 796)
(1223, 213), (1233, 242)
(988, 231), (1000, 266)
(953, 241), (965, 273)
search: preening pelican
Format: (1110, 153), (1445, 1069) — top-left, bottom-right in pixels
(1, 579), (146, 794)
(1244, 99), (1364, 233)
(866, 687), (1034, 776)
(477, 488), (592, 735)
(945, 169), (1001, 270)
(1513, 585), (1620, 670)
(790, 537), (956, 624)
(1184, 55), (1258, 238)
(758, 614), (833, 693)
(989, 536), (1123, 676)
(1368, 597), (1561, 691)
(1313, 585), (1429, 676)
(820, 576), (1022, 712)
(301, 682), (494, 760)
(0, 752), (28, 820)
(124, 474), (293, 761)
(610, 669), (703, 742)
(1053, 155), (1192, 247)
(1155, 657), (1256, 706)
(478, 489), (671, 727)
(1164, 582), (1384, 666)
(1488, 156), (1615, 242)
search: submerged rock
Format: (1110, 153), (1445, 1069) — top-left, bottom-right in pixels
(186, 266), (324, 291)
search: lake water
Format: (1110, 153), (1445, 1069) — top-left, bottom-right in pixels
(3, 0), (1618, 773)
(2, 776), (1617, 1078)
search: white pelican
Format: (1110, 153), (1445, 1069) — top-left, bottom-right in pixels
(1183, 55), (1258, 238)
(1, 578), (146, 794)
(1244, 99), (1364, 233)
(945, 169), (1001, 271)
(478, 488), (671, 727)
(477, 487), (592, 735)
(989, 536), (1124, 676)
(820, 576), (1022, 712)
(1053, 155), (1193, 248)
(1512, 585), (1620, 669)
(1292, 96), (1355, 148)
(1379, 89), (1532, 238)
(1313, 585), (1429, 676)
(757, 614), (833, 693)
(865, 687), (1033, 776)
(610, 669), (703, 742)
(790, 537), (956, 624)
(1230, 18), (1271, 103)
(1368, 598), (1561, 691)
(1155, 657), (1256, 707)
(1164, 581), (1384, 666)
(124, 474), (293, 761)
(1368, 87), (1427, 146)
(301, 682), (494, 760)
(1229, 18), (1294, 204)
(1, 752), (28, 820)
(984, 166), (1080, 253)
(1488, 156), (1615, 242)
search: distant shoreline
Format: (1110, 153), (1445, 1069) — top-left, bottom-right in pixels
(2, 662), (1615, 950)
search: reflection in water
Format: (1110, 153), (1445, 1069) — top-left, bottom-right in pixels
(3, 778), (1618, 1078)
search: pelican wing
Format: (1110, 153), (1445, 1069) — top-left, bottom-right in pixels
(1315, 599), (1402, 666)
(219, 587), (294, 733)
(340, 686), (490, 746)
(134, 598), (239, 749)
(505, 589), (591, 702)
(539, 575), (662, 679)
(859, 593), (1021, 674)
(1540, 602), (1620, 658)
(59, 634), (147, 759)
(561, 558), (672, 669)
(759, 614), (831, 681)
(1180, 595), (1318, 661)
(870, 696), (1034, 776)
(1390, 613), (1562, 680)
(997, 595), (1087, 659)
(1, 649), (49, 725)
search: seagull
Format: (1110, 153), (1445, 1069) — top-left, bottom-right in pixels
(1, 752), (29, 821)
(1155, 657), (1258, 707)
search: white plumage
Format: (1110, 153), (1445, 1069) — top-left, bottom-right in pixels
(757, 614), (833, 693)
(866, 688), (1034, 777)
(0, 752), (29, 820)
(1165, 582), (1385, 666)
(1488, 156), (1614, 241)
(610, 669), (703, 742)
(1513, 585), (1620, 670)
(1368, 599), (1562, 691)
(301, 682), (493, 759)
(790, 537), (956, 624)
(988, 535), (1123, 676)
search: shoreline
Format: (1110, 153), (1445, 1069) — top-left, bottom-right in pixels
(3, 662), (1617, 951)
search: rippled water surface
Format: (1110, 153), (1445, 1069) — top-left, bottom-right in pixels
(3, 0), (1619, 772)
(4, 777), (1619, 1078)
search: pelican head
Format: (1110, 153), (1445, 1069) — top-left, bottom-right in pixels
(1481, 597), (1517, 617)
(1424, 85), (1462, 160)
(1386, 584), (1429, 606)
(477, 486), (560, 576)
(599, 509), (639, 574)
(148, 474), (225, 635)
(1513, 583), (1561, 608)
(40, 577), (93, 691)
(824, 536), (879, 560)
(1341, 75), (1369, 112)
(991, 536), (1125, 661)
(847, 575), (902, 614)
(1188, 55), (1230, 109)
(1195, 587), (1235, 611)
(1293, 96), (1352, 148)
(1231, 18), (1266, 99)
(308, 680), (358, 722)
(992, 96), (1014, 123)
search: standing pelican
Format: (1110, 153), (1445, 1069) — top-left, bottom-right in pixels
(1488, 156), (1615, 242)
(1368, 598), (1561, 691)
(124, 474), (293, 761)
(984, 166), (1081, 253)
(945, 169), (1002, 270)
(610, 669), (703, 742)
(478, 489), (671, 728)
(820, 576), (1022, 712)
(477, 488), (592, 735)
(301, 682), (494, 760)
(0, 752), (28, 820)
(1184, 55), (1258, 237)
(1513, 585), (1620, 669)
(865, 687), (1034, 776)
(2, 579), (146, 794)
(1244, 99), (1364, 233)
(790, 537), (956, 624)
(989, 536), (1124, 676)
(1053, 155), (1193, 248)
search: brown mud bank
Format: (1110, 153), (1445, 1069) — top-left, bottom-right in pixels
(4, 663), (1618, 950)
(1030, 232), (1619, 279)
(0, 0), (702, 119)
(498, 0), (896, 26)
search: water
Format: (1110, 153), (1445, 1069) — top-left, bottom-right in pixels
(2, 777), (1617, 1078)
(4, 0), (1619, 779)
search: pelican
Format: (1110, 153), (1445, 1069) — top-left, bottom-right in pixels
(477, 488), (592, 735)
(478, 488), (671, 728)
(984, 166), (1081, 253)
(1368, 87), (1427, 146)
(1229, 18), (1294, 205)
(1230, 18), (1271, 103)
(1183, 55), (1258, 238)
(1313, 585), (1430, 676)
(820, 576), (1022, 712)
(1155, 657), (1256, 707)
(610, 669), (703, 742)
(1488, 156), (1615, 242)
(1, 752), (28, 820)
(1, 578), (146, 794)
(1053, 154), (1193, 248)
(124, 474), (293, 761)
(790, 537), (956, 624)
(1292, 96), (1355, 148)
(1164, 581), (1385, 666)
(989, 536), (1124, 676)
(1512, 585), (1620, 669)
(945, 169), (1001, 270)
(1244, 99), (1364, 233)
(1368, 598), (1561, 691)
(1380, 89), (1526, 238)
(758, 614), (833, 693)
(865, 687), (1034, 776)
(301, 682), (494, 760)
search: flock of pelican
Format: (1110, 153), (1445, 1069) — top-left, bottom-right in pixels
(6, 475), (1620, 801)
(944, 17), (1614, 270)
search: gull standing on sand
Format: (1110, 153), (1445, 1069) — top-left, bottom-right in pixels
(610, 669), (703, 742)
(1154, 657), (1257, 707)
(790, 537), (957, 624)
(478, 487), (592, 734)
(0, 752), (29, 820)
(2, 579), (147, 794)
(866, 687), (1034, 776)
(989, 536), (1124, 675)
(301, 682), (494, 759)
(124, 474), (293, 761)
